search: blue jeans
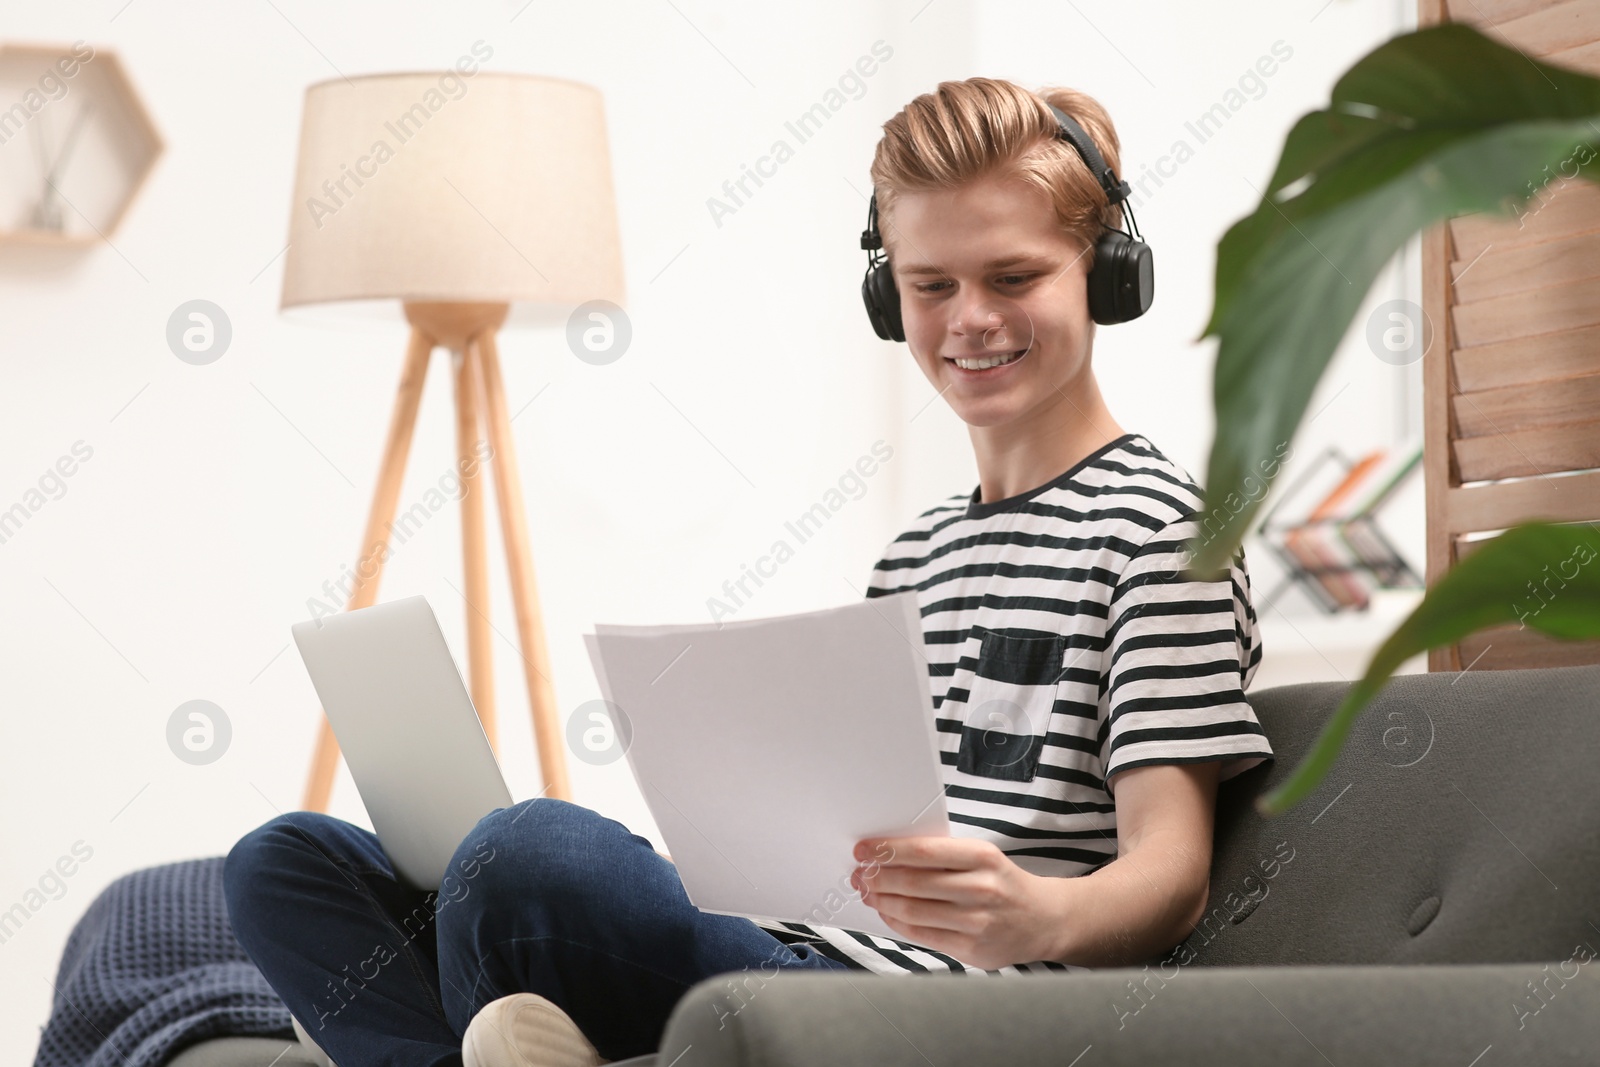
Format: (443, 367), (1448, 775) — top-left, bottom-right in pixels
(223, 797), (849, 1066)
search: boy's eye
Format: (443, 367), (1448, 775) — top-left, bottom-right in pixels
(914, 274), (1033, 295)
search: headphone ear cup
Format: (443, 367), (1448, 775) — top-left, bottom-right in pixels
(1087, 229), (1154, 325)
(861, 270), (888, 341)
(863, 260), (905, 342)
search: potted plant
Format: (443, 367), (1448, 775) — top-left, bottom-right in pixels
(1188, 22), (1600, 814)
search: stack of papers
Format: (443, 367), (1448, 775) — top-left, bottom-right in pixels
(583, 590), (949, 946)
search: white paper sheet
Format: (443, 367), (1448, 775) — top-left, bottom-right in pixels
(582, 590), (949, 948)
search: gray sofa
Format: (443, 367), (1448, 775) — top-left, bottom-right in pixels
(657, 660), (1600, 1065)
(176, 661), (1600, 1065)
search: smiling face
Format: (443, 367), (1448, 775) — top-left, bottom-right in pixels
(885, 171), (1097, 432)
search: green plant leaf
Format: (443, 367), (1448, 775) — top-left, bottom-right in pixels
(1257, 521), (1600, 815)
(1190, 22), (1600, 577)
(1205, 21), (1600, 342)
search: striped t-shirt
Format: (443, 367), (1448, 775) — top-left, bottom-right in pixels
(752, 432), (1272, 974)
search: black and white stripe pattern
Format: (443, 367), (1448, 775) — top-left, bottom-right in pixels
(752, 433), (1272, 975)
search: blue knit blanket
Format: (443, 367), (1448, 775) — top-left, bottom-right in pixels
(33, 857), (294, 1067)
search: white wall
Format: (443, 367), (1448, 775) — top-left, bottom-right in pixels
(0, 1), (1414, 1058)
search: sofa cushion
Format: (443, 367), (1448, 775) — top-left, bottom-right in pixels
(662, 963), (1600, 1067)
(1180, 662), (1600, 965)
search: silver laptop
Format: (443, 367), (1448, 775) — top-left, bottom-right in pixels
(291, 595), (515, 891)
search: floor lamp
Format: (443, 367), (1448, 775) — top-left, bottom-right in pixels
(279, 71), (627, 813)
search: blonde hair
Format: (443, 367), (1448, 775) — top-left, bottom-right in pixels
(868, 78), (1124, 268)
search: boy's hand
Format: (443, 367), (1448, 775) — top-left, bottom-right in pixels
(849, 836), (1066, 970)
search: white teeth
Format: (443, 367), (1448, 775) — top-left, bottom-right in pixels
(952, 350), (1023, 371)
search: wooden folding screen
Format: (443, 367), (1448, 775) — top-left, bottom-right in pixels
(1418, 0), (1600, 671)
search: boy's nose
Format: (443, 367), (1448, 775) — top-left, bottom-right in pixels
(952, 301), (1032, 354)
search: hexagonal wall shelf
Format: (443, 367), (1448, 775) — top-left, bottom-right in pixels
(0, 41), (162, 246)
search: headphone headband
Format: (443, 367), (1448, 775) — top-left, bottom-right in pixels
(1047, 105), (1132, 210)
(861, 194), (882, 252)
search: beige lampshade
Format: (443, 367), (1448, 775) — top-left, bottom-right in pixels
(280, 71), (625, 329)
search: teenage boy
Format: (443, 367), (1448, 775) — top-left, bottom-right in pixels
(224, 77), (1271, 1067)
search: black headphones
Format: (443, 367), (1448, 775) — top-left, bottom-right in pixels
(860, 103), (1153, 341)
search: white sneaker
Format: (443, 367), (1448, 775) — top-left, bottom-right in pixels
(461, 992), (608, 1067)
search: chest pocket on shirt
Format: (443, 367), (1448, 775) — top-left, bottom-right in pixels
(955, 628), (1067, 783)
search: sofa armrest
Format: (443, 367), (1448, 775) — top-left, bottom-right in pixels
(659, 962), (1597, 1066)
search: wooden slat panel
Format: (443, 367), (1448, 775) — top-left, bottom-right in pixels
(1453, 518), (1600, 669)
(1453, 418), (1600, 479)
(1450, 227), (1600, 303)
(1496, 0), (1600, 55)
(1453, 520), (1600, 561)
(1422, 215), (1458, 673)
(1424, 0), (1600, 674)
(1445, 0), (1564, 22)
(1452, 272), (1600, 346)
(1548, 37), (1600, 72)
(1452, 533), (1497, 563)
(1453, 322), (1600, 392)
(1423, 0), (1457, 675)
(1452, 371), (1600, 436)
(1449, 179), (1600, 261)
(1457, 624), (1600, 670)
(1445, 468), (1600, 530)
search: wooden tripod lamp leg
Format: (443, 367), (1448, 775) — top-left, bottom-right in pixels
(453, 346), (497, 749)
(300, 328), (434, 813)
(471, 329), (573, 801)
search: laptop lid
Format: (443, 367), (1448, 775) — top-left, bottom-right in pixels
(290, 595), (515, 890)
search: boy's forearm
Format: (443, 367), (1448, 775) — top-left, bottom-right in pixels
(1040, 837), (1208, 968)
